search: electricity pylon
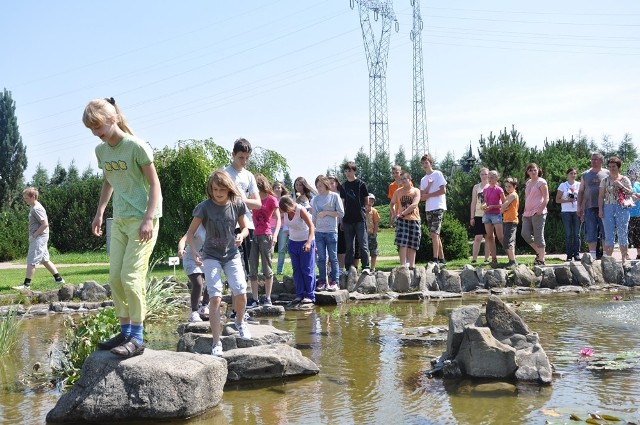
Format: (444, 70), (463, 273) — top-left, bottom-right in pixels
(410, 0), (428, 158)
(350, 0), (398, 160)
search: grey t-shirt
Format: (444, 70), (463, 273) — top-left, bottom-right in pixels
(29, 202), (48, 237)
(192, 199), (247, 263)
(582, 168), (609, 209)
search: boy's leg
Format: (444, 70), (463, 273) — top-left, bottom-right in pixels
(343, 222), (356, 270)
(355, 221), (370, 269)
(209, 297), (222, 343)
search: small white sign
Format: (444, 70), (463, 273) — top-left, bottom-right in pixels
(168, 256), (180, 266)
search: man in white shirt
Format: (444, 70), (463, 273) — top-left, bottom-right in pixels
(419, 154), (447, 265)
(224, 138), (262, 306)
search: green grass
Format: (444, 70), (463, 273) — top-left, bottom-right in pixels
(0, 230), (565, 296)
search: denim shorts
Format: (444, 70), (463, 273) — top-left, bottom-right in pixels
(482, 213), (503, 225)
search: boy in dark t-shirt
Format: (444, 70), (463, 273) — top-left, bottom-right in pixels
(339, 161), (371, 275)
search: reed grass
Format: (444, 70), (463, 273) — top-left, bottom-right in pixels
(0, 306), (22, 355)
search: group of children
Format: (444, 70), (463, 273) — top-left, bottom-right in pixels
(19, 97), (530, 360)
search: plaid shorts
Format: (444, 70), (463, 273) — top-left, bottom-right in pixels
(394, 219), (422, 250)
(368, 234), (379, 256)
(426, 209), (444, 235)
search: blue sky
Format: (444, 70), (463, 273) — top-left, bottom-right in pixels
(2, 0), (639, 185)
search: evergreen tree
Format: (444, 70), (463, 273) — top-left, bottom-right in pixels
(354, 148), (372, 186)
(49, 161), (67, 187)
(393, 146), (408, 172)
(30, 163), (49, 189)
(66, 160), (80, 184)
(81, 164), (97, 180)
(0, 89), (27, 209)
(283, 171), (293, 193)
(370, 151), (392, 200)
(617, 133), (637, 165)
(600, 134), (616, 159)
(477, 125), (530, 182)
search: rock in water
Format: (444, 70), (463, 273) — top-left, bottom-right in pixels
(46, 349), (227, 423)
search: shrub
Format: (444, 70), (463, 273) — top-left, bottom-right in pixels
(416, 210), (470, 262)
(0, 206), (28, 261)
(40, 177), (108, 253)
(375, 204), (390, 229)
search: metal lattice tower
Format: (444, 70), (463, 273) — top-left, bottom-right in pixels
(350, 0), (398, 160)
(410, 0), (428, 158)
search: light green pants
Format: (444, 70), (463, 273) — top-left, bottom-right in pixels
(109, 217), (159, 323)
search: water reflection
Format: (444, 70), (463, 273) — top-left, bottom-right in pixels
(1, 295), (639, 424)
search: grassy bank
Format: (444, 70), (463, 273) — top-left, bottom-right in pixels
(0, 228), (561, 296)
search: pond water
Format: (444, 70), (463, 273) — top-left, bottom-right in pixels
(1, 293), (639, 425)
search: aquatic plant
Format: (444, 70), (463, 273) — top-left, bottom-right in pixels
(346, 304), (397, 317)
(144, 276), (184, 321)
(0, 306), (22, 355)
(52, 307), (120, 386)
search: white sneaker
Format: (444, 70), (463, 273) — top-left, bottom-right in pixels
(361, 268), (371, 275)
(198, 305), (209, 317)
(55, 278), (65, 284)
(13, 284), (30, 291)
(211, 342), (223, 356)
(188, 311), (203, 322)
(236, 321), (252, 339)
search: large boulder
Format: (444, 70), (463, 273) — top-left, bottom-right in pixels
(375, 270), (390, 292)
(483, 269), (508, 289)
(569, 261), (593, 287)
(223, 344), (319, 381)
(459, 265), (482, 292)
(514, 343), (553, 383)
(624, 262), (640, 287)
(510, 265), (538, 288)
(485, 295), (530, 337)
(438, 269), (462, 293)
(355, 273), (377, 294)
(446, 305), (482, 358)
(438, 296), (551, 384)
(539, 268), (557, 289)
(454, 326), (517, 379)
(46, 349), (227, 423)
(315, 290), (350, 305)
(78, 281), (109, 302)
(390, 266), (412, 292)
(553, 265), (573, 286)
(601, 256), (623, 284)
